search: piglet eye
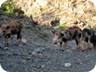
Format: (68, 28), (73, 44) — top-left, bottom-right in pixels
(3, 30), (5, 33)
(55, 33), (59, 35)
(65, 32), (67, 34)
(60, 33), (64, 37)
(6, 26), (10, 29)
(56, 33), (58, 35)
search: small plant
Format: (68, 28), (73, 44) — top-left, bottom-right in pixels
(83, 8), (88, 13)
(92, 26), (96, 30)
(54, 23), (68, 29)
(87, 24), (96, 30)
(92, 10), (96, 16)
(1, 0), (15, 14)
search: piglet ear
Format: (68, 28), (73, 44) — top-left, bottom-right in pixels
(51, 30), (56, 35)
(60, 32), (64, 37)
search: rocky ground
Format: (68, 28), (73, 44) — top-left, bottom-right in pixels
(0, 23), (96, 72)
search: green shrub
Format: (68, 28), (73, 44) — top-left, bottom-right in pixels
(54, 23), (68, 29)
(92, 26), (96, 30)
(92, 10), (96, 16)
(0, 0), (15, 14)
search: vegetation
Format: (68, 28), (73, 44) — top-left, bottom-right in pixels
(0, 0), (15, 14)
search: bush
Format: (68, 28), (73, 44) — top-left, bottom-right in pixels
(0, 0), (15, 14)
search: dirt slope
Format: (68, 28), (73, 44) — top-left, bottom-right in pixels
(0, 21), (96, 72)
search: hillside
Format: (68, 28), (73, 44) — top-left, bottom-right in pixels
(0, 0), (96, 28)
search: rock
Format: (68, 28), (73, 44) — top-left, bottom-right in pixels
(19, 44), (24, 48)
(38, 53), (43, 56)
(4, 47), (9, 50)
(22, 38), (27, 44)
(26, 55), (32, 60)
(21, 60), (26, 64)
(0, 43), (4, 49)
(36, 0), (48, 8)
(33, 47), (45, 53)
(32, 51), (37, 55)
(66, 49), (72, 53)
(41, 65), (45, 68)
(64, 63), (71, 67)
